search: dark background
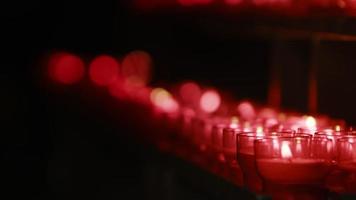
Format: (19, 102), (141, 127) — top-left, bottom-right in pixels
(2, 0), (355, 199)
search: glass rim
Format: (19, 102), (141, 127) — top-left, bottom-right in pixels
(337, 135), (356, 143)
(254, 135), (312, 144)
(315, 130), (346, 136)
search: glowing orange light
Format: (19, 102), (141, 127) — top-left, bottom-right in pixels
(150, 88), (179, 113)
(243, 122), (251, 132)
(89, 55), (120, 86)
(296, 138), (302, 154)
(256, 126), (264, 137)
(237, 101), (256, 120)
(200, 90), (221, 113)
(225, 0), (242, 5)
(335, 125), (341, 131)
(122, 50), (152, 88)
(229, 116), (239, 128)
(305, 116), (317, 130)
(179, 82), (201, 105)
(48, 52), (85, 85)
(281, 141), (292, 159)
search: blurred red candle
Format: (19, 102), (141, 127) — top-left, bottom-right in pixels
(255, 137), (332, 185)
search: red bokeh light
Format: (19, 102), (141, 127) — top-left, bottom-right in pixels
(89, 55), (120, 86)
(151, 88), (179, 113)
(237, 101), (256, 120)
(48, 52), (85, 85)
(200, 90), (221, 113)
(179, 82), (201, 106)
(122, 50), (152, 88)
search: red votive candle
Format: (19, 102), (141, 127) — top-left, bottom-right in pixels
(255, 136), (333, 198)
(236, 130), (266, 192)
(209, 123), (227, 175)
(190, 116), (226, 167)
(222, 127), (243, 186)
(174, 108), (196, 159)
(336, 135), (356, 193)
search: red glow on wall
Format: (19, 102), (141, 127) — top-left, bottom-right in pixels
(179, 82), (201, 106)
(48, 52), (85, 85)
(178, 0), (213, 6)
(122, 51), (152, 88)
(89, 55), (120, 86)
(225, 0), (242, 5)
(200, 90), (221, 113)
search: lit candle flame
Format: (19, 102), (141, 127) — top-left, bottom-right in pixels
(229, 116), (239, 128)
(272, 138), (279, 151)
(281, 141), (292, 159)
(296, 138), (302, 154)
(256, 126), (263, 137)
(243, 122), (251, 132)
(305, 116), (317, 133)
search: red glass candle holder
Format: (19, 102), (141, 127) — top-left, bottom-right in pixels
(336, 135), (356, 193)
(189, 116), (214, 167)
(236, 131), (266, 193)
(255, 136), (332, 185)
(209, 123), (227, 175)
(315, 130), (346, 159)
(254, 136), (333, 198)
(222, 127), (243, 186)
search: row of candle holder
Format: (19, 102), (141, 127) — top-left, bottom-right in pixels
(149, 110), (356, 198)
(47, 51), (356, 198)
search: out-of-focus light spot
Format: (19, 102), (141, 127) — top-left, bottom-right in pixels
(89, 55), (120, 86)
(122, 50), (152, 88)
(256, 126), (264, 137)
(305, 116), (317, 130)
(225, 0), (242, 5)
(335, 125), (341, 131)
(243, 121), (252, 132)
(200, 90), (221, 113)
(265, 118), (278, 128)
(48, 52), (85, 85)
(150, 88), (179, 113)
(229, 116), (239, 128)
(237, 101), (256, 120)
(179, 82), (201, 106)
(337, 0), (346, 8)
(259, 108), (276, 119)
(278, 113), (286, 121)
(281, 141), (292, 159)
